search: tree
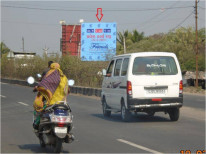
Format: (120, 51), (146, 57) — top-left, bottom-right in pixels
(117, 30), (129, 53)
(117, 30), (144, 54)
(131, 30), (144, 43)
(0, 42), (11, 56)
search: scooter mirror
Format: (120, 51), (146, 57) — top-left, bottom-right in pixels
(27, 76), (35, 85)
(102, 69), (106, 76)
(37, 74), (42, 78)
(68, 80), (75, 86)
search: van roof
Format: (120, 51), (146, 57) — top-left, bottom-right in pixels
(113, 52), (176, 58)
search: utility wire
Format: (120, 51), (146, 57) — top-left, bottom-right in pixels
(2, 16), (195, 27)
(1, 20), (59, 26)
(137, 1), (181, 29)
(198, 6), (205, 9)
(137, 1), (181, 27)
(1, 5), (194, 12)
(171, 11), (194, 31)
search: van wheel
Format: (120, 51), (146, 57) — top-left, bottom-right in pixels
(121, 103), (131, 122)
(169, 108), (179, 121)
(102, 99), (111, 117)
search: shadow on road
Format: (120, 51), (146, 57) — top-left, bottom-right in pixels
(91, 113), (171, 123)
(18, 144), (70, 153)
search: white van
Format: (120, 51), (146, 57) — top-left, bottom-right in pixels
(101, 52), (183, 122)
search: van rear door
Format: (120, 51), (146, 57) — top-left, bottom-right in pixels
(129, 56), (182, 98)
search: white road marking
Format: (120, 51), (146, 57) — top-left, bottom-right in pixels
(18, 102), (29, 106)
(0, 82), (7, 85)
(117, 139), (163, 154)
(0, 95), (6, 98)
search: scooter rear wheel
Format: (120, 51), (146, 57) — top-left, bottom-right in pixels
(53, 138), (63, 153)
(39, 137), (46, 148)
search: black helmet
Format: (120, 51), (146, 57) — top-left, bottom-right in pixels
(48, 61), (53, 67)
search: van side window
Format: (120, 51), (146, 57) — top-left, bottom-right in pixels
(106, 60), (114, 77)
(114, 59), (122, 76)
(121, 58), (129, 76)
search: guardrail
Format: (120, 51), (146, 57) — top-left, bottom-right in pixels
(0, 78), (102, 97)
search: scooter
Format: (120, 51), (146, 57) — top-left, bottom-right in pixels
(27, 76), (75, 153)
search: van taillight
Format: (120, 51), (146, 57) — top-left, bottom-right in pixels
(179, 80), (183, 94)
(127, 81), (132, 95)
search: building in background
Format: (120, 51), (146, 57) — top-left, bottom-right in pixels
(61, 24), (81, 56)
(7, 51), (36, 59)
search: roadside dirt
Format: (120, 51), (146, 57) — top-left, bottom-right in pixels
(183, 86), (205, 95)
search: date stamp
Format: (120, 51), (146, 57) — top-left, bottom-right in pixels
(180, 150), (205, 154)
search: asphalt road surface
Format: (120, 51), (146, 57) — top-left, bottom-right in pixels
(1, 82), (205, 153)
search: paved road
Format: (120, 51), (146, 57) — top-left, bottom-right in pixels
(1, 82), (205, 153)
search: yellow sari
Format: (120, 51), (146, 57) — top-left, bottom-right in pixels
(33, 63), (68, 112)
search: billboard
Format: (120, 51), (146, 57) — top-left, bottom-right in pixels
(81, 23), (116, 61)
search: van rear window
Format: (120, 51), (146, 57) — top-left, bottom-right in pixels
(132, 56), (178, 75)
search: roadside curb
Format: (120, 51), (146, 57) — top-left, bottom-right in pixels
(1, 78), (38, 87)
(0, 78), (102, 98)
(1, 78), (205, 97)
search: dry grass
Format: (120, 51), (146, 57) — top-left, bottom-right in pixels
(1, 55), (109, 88)
(184, 86), (205, 95)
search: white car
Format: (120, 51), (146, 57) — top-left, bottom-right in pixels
(101, 52), (183, 122)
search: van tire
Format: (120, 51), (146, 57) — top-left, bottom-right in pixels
(169, 108), (179, 121)
(102, 99), (111, 117)
(121, 103), (131, 122)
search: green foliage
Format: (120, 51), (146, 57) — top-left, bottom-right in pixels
(116, 30), (145, 54)
(125, 27), (205, 71)
(1, 27), (205, 88)
(0, 42), (11, 56)
(59, 56), (108, 87)
(131, 30), (144, 43)
(1, 54), (108, 88)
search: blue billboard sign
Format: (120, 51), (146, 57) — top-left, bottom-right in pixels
(81, 23), (116, 61)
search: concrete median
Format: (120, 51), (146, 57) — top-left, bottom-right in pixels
(1, 78), (102, 97)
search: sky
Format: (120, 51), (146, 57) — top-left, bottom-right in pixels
(1, 0), (205, 56)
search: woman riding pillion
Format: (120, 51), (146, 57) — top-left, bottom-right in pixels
(33, 62), (70, 130)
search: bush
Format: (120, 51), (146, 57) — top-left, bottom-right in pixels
(1, 55), (109, 88)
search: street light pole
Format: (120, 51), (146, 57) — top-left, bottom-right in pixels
(195, 0), (199, 87)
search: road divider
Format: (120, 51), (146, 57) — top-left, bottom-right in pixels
(1, 78), (102, 97)
(70, 86), (101, 97)
(117, 139), (163, 154)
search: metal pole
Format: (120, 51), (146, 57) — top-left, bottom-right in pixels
(195, 0), (199, 87)
(123, 36), (126, 54)
(22, 37), (24, 52)
(1, 41), (3, 53)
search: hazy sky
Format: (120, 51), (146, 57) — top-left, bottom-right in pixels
(1, 0), (205, 56)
